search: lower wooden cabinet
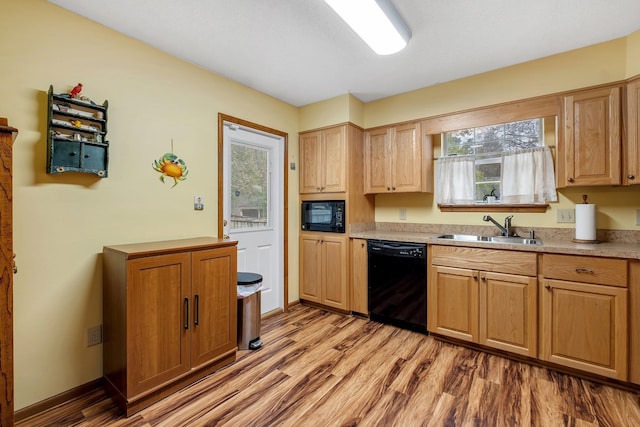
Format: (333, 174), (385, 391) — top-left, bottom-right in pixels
(541, 254), (628, 380)
(300, 233), (348, 311)
(350, 238), (368, 315)
(103, 237), (238, 416)
(429, 245), (538, 357)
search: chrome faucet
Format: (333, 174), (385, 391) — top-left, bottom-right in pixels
(483, 214), (515, 236)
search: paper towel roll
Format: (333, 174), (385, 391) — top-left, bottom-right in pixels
(575, 204), (596, 241)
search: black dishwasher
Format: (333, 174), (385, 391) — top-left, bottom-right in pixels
(368, 240), (428, 333)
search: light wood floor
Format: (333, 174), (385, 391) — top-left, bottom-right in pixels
(17, 304), (640, 426)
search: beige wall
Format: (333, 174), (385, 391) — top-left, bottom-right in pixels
(4, 0), (640, 413)
(2, 0), (299, 410)
(627, 29), (640, 77)
(364, 35), (639, 230)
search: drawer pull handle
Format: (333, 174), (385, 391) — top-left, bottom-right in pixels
(574, 267), (593, 273)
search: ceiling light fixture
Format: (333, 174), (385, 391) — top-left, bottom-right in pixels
(323, 0), (411, 55)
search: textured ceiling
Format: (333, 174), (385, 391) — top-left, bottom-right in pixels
(48, 0), (640, 107)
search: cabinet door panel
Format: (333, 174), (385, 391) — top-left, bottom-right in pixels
(364, 128), (390, 193)
(322, 235), (348, 310)
(391, 123), (422, 192)
(428, 266), (478, 342)
(81, 143), (107, 172)
(300, 132), (322, 193)
(563, 86), (621, 186)
(625, 79), (640, 185)
(479, 272), (537, 357)
(322, 126), (347, 193)
(350, 239), (368, 315)
(191, 247), (237, 369)
(300, 235), (322, 302)
(127, 253), (191, 396)
(541, 279), (627, 380)
(51, 140), (81, 168)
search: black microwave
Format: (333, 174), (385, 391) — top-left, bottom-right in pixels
(301, 200), (345, 233)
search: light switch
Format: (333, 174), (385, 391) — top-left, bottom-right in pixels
(399, 208), (407, 220)
(194, 195), (204, 210)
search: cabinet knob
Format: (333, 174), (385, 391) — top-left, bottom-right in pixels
(567, 177), (575, 183)
(628, 174), (635, 180)
(387, 187), (391, 191)
(545, 284), (551, 290)
(392, 187), (396, 191)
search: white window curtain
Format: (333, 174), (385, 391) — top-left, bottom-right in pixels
(435, 155), (475, 204)
(501, 146), (557, 204)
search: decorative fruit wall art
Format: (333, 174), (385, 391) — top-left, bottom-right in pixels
(152, 140), (188, 187)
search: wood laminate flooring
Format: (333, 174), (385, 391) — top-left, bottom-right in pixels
(17, 305), (640, 426)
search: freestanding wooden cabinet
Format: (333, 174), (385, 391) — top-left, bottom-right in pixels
(559, 85), (622, 187)
(364, 122), (431, 194)
(428, 245), (538, 357)
(103, 237), (237, 416)
(0, 118), (16, 427)
(300, 233), (349, 311)
(541, 254), (628, 380)
(299, 126), (346, 194)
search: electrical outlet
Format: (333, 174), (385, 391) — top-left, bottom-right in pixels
(556, 208), (575, 223)
(87, 325), (102, 347)
(637, 209), (640, 226)
(399, 208), (407, 220)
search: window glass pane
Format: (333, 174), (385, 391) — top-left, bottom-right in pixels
(231, 143), (269, 230)
(442, 118), (543, 203)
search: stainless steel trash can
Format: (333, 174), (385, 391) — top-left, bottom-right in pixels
(237, 272), (263, 350)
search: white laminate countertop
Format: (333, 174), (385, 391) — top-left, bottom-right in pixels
(350, 226), (640, 260)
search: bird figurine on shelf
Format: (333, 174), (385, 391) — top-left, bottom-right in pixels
(69, 119), (82, 128)
(69, 83), (83, 98)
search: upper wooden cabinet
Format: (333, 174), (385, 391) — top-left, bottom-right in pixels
(624, 78), (640, 185)
(364, 122), (432, 194)
(300, 126), (347, 194)
(559, 85), (622, 187)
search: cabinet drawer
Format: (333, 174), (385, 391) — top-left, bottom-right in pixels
(430, 245), (536, 276)
(542, 254), (627, 287)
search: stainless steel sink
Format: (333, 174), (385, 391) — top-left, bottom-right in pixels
(436, 234), (542, 245)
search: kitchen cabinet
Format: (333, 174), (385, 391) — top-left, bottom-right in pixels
(299, 126), (346, 194)
(300, 233), (348, 311)
(429, 245), (537, 357)
(0, 118), (16, 427)
(559, 85), (621, 187)
(364, 122), (432, 194)
(350, 238), (368, 315)
(541, 254), (628, 380)
(624, 78), (640, 185)
(630, 261), (640, 385)
(103, 237), (237, 416)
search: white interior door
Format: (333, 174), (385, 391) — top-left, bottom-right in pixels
(223, 122), (283, 314)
